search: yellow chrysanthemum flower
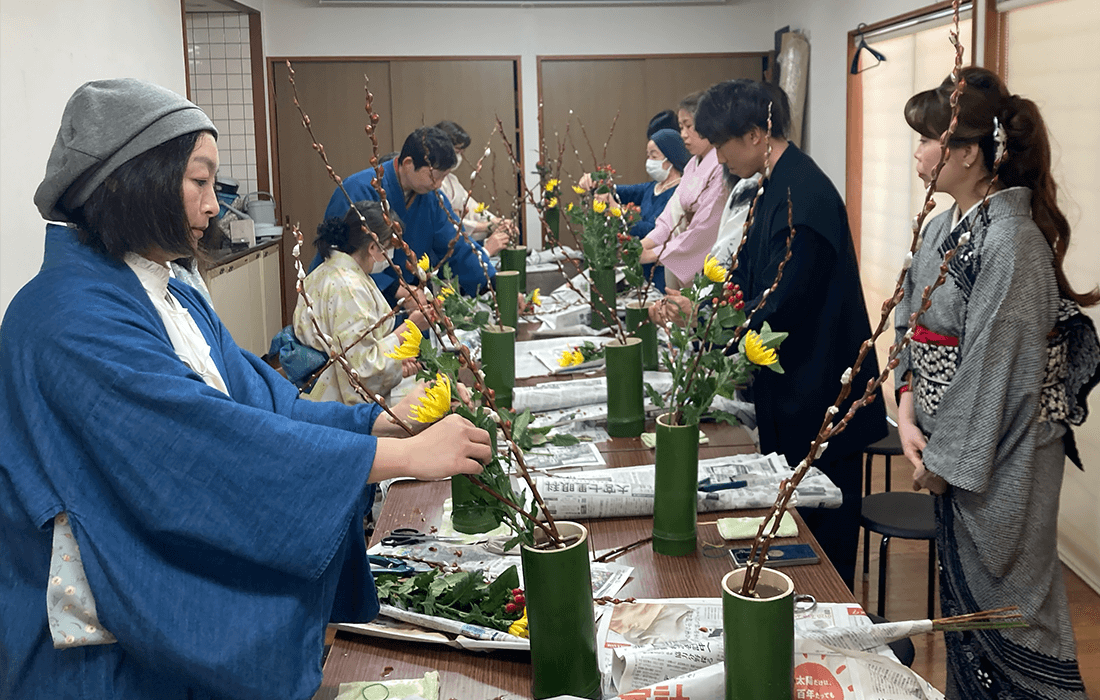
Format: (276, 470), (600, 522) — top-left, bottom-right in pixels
(744, 331), (778, 367)
(474, 202), (488, 214)
(703, 254), (727, 284)
(592, 200), (607, 214)
(609, 206), (622, 218)
(409, 373), (452, 423)
(571, 349), (585, 365)
(385, 319), (423, 360)
(547, 197), (558, 209)
(544, 178), (559, 191)
(417, 253), (430, 271)
(439, 285), (456, 298)
(567, 202), (575, 212)
(572, 185), (585, 195)
(558, 349), (577, 367)
(530, 288), (542, 306)
(508, 609), (529, 638)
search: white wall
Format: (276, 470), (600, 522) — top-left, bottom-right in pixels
(0, 0), (188, 315)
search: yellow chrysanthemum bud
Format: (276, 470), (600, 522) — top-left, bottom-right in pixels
(572, 185), (585, 195)
(409, 373), (452, 423)
(508, 609), (529, 638)
(744, 331), (778, 367)
(531, 288), (542, 306)
(474, 202), (488, 214)
(609, 207), (622, 218)
(703, 254), (727, 284)
(417, 254), (430, 271)
(593, 200), (607, 214)
(547, 197), (558, 209)
(385, 319), (423, 360)
(545, 178), (559, 192)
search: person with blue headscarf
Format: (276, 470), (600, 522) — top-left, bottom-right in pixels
(577, 128), (691, 292)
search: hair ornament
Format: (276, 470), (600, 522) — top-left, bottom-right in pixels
(993, 116), (1008, 164)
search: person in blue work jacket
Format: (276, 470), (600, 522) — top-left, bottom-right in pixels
(322, 126), (496, 304)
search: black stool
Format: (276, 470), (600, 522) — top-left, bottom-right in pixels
(867, 613), (915, 667)
(864, 424), (904, 495)
(860, 491), (937, 619)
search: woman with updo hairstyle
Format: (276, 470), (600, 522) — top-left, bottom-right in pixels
(293, 200), (428, 405)
(896, 66), (1099, 699)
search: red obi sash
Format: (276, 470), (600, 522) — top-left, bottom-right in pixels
(912, 324), (959, 346)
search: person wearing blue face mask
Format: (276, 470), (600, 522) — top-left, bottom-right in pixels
(577, 128), (690, 292)
(291, 201), (428, 404)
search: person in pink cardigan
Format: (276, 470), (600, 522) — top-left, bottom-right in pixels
(639, 91), (729, 289)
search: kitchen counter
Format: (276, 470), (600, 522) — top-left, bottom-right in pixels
(207, 236), (281, 267)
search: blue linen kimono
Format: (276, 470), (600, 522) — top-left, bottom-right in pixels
(0, 226), (381, 699)
(323, 158), (495, 302)
(614, 181), (677, 292)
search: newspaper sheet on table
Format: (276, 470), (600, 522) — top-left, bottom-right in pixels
(598, 600), (944, 700)
(520, 440), (606, 471)
(518, 453), (842, 518)
(338, 540), (632, 652)
(527, 244), (581, 273)
(513, 336), (613, 379)
(515, 372), (755, 431)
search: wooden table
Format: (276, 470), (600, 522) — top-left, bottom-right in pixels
(315, 422), (856, 699)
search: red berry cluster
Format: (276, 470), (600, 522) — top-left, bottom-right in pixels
(616, 232), (631, 244)
(504, 587), (526, 614)
(713, 282), (745, 310)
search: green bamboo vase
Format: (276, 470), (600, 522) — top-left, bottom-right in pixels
(652, 413), (700, 556)
(544, 207), (560, 243)
(604, 337), (644, 438)
(495, 270), (520, 330)
(588, 267), (617, 330)
(499, 245), (527, 292)
(520, 521), (601, 700)
(722, 567), (795, 700)
(480, 324), (515, 409)
(625, 300), (658, 371)
(450, 474), (502, 534)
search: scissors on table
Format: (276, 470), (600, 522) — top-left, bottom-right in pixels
(379, 527), (467, 547)
(368, 555), (416, 577)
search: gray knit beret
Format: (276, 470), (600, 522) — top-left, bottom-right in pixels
(34, 78), (218, 222)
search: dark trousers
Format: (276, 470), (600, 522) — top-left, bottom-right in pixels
(797, 451), (862, 592)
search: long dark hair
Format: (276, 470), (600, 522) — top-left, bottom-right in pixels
(905, 67), (1098, 307)
(74, 131), (205, 260)
(315, 200), (401, 260)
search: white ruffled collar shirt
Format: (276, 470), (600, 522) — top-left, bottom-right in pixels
(124, 253), (229, 396)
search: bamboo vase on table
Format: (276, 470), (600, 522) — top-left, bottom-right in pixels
(495, 270), (520, 330)
(588, 267), (617, 331)
(604, 337), (644, 437)
(520, 521), (601, 700)
(651, 413), (700, 556)
(721, 567), (795, 699)
(625, 300), (658, 371)
(499, 245), (527, 292)
(480, 324), (515, 409)
(451, 472), (504, 534)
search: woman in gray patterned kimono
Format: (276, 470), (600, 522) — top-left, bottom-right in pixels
(896, 67), (1099, 699)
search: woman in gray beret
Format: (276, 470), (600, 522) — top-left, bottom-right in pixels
(0, 78), (490, 700)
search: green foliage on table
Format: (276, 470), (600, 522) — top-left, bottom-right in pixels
(374, 564), (524, 632)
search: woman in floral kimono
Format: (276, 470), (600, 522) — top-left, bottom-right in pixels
(896, 66), (1099, 699)
(293, 201), (427, 404)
